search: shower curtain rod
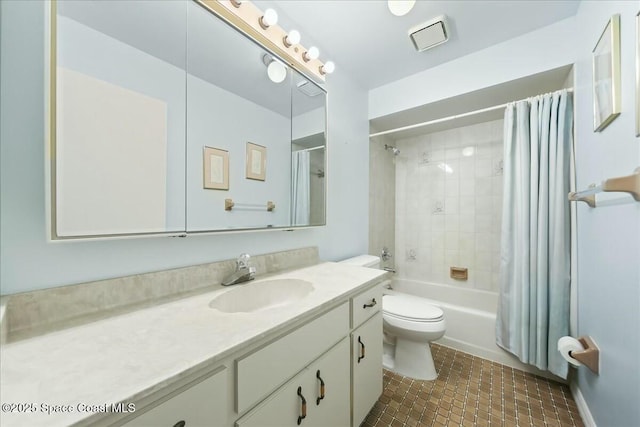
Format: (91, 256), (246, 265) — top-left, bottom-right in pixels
(369, 88), (574, 138)
(297, 145), (325, 152)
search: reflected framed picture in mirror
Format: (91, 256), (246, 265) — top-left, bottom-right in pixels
(592, 14), (621, 132)
(246, 142), (266, 181)
(203, 147), (229, 190)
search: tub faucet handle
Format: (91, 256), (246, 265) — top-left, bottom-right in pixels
(381, 247), (392, 262)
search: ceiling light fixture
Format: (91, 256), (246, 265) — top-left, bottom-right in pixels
(319, 61), (335, 75)
(388, 0), (416, 17)
(303, 46), (319, 62)
(283, 29), (301, 48)
(259, 8), (278, 29)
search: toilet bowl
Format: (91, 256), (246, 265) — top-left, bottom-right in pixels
(339, 255), (447, 381)
(383, 293), (446, 380)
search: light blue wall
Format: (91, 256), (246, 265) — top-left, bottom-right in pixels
(0, 1), (369, 295)
(368, 3), (640, 424)
(572, 2), (640, 425)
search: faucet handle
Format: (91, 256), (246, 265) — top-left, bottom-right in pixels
(237, 253), (251, 270)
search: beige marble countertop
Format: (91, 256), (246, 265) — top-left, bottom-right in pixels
(0, 262), (387, 427)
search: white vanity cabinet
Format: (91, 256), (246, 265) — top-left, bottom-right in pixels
(350, 284), (384, 427)
(123, 367), (228, 427)
(124, 281), (383, 427)
(235, 338), (350, 427)
(235, 282), (384, 427)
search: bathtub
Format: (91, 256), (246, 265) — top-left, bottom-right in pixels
(390, 278), (559, 379)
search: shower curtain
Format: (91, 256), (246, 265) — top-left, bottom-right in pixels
(496, 90), (573, 379)
(291, 150), (310, 226)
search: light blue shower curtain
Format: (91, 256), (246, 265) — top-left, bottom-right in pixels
(496, 90), (573, 379)
(291, 150), (310, 226)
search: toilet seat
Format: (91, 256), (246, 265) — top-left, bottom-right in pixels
(383, 294), (444, 322)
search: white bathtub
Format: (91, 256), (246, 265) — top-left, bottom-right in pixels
(390, 278), (559, 379)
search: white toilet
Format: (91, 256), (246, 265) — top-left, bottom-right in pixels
(339, 255), (446, 381)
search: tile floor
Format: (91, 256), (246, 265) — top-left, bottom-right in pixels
(363, 344), (583, 427)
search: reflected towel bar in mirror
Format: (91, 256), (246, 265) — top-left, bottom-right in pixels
(225, 199), (275, 212)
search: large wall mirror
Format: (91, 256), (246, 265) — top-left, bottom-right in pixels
(51, 0), (326, 238)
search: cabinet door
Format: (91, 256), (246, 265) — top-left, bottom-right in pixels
(125, 367), (228, 427)
(351, 312), (383, 427)
(307, 338), (350, 427)
(236, 339), (350, 427)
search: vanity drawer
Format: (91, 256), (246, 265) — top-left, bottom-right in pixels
(124, 366), (227, 427)
(351, 283), (383, 329)
(236, 302), (349, 414)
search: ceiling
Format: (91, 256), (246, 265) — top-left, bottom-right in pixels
(265, 0), (580, 90)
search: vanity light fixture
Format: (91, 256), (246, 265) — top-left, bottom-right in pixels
(283, 29), (301, 48)
(388, 0), (416, 17)
(259, 8), (278, 29)
(319, 61), (335, 75)
(196, 0), (331, 81)
(303, 46), (319, 62)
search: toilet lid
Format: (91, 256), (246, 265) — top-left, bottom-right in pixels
(383, 294), (444, 322)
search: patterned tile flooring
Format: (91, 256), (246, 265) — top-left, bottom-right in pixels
(363, 344), (583, 427)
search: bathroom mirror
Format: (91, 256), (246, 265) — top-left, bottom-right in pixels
(291, 72), (327, 226)
(50, 0), (327, 238)
(52, 0), (188, 237)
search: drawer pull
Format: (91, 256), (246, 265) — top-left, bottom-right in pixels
(316, 370), (325, 405)
(357, 336), (366, 363)
(173, 421), (186, 427)
(363, 298), (377, 309)
(297, 386), (307, 425)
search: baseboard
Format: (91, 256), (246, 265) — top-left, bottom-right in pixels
(570, 382), (596, 427)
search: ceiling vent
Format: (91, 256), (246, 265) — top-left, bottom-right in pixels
(409, 15), (449, 52)
(296, 80), (323, 97)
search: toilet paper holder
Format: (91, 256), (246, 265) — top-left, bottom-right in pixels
(570, 336), (599, 374)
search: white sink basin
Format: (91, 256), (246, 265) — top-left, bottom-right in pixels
(209, 279), (314, 313)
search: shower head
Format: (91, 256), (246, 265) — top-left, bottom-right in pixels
(384, 144), (400, 156)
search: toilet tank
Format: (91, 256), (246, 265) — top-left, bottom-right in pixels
(339, 255), (380, 269)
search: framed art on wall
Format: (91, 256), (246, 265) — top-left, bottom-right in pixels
(636, 11), (640, 137)
(592, 14), (621, 132)
(203, 147), (229, 190)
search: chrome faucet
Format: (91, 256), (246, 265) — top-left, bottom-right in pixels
(221, 253), (256, 286)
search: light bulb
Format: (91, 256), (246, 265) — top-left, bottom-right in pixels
(320, 61), (335, 75)
(267, 60), (287, 83)
(303, 46), (319, 62)
(388, 0), (416, 16)
(283, 29), (301, 47)
(229, 0), (242, 8)
(260, 8), (278, 29)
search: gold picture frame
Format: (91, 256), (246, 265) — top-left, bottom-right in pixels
(203, 147), (229, 190)
(592, 14), (621, 132)
(636, 11), (640, 137)
(245, 142), (266, 181)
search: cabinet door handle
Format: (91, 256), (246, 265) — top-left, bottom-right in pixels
(173, 421), (186, 427)
(297, 386), (307, 425)
(363, 298), (377, 309)
(316, 370), (325, 405)
(357, 336), (366, 363)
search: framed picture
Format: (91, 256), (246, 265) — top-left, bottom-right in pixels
(636, 11), (640, 137)
(245, 142), (266, 181)
(592, 14), (621, 132)
(203, 147), (229, 190)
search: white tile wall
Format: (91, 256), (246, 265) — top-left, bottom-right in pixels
(395, 119), (504, 292)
